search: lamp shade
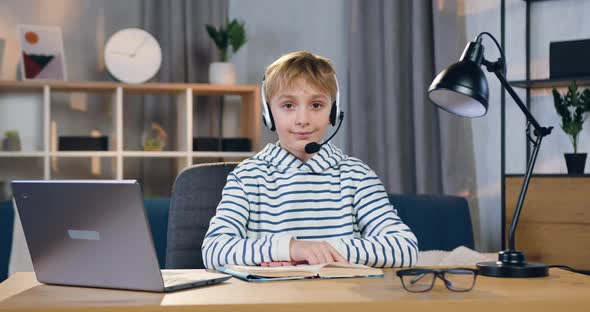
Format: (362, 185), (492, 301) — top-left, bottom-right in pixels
(428, 60), (489, 118)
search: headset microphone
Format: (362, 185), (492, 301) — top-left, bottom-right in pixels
(305, 111), (344, 154)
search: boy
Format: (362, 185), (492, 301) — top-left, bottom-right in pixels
(202, 51), (418, 269)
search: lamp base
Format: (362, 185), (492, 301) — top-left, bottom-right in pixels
(477, 261), (548, 277)
(477, 250), (548, 277)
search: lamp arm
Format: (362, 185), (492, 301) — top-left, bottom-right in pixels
(483, 59), (550, 134)
(482, 59), (553, 251)
(508, 131), (543, 251)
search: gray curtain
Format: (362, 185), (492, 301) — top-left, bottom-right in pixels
(134, 0), (228, 196)
(347, 0), (439, 194)
(346, 0), (480, 247)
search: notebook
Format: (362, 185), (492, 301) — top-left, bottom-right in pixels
(219, 262), (383, 282)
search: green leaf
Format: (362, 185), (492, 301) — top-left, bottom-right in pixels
(581, 89), (590, 112)
(206, 24), (229, 61)
(227, 19), (247, 53)
(205, 19), (247, 62)
(205, 25), (221, 48)
(4, 131), (18, 139)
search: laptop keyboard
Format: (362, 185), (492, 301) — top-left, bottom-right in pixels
(161, 269), (230, 287)
(162, 271), (201, 286)
(163, 278), (190, 285)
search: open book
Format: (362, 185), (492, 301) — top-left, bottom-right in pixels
(219, 262), (383, 282)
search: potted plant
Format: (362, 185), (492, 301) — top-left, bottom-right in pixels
(552, 81), (590, 174)
(2, 130), (21, 151)
(205, 18), (247, 84)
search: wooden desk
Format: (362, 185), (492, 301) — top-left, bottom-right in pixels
(1, 269), (589, 312)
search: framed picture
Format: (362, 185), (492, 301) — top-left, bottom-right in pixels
(17, 24), (67, 80)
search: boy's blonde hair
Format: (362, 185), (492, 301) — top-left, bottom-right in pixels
(264, 51), (337, 104)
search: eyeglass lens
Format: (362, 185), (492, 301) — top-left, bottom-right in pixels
(443, 269), (476, 291)
(400, 269), (476, 292)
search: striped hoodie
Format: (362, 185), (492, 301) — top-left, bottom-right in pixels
(202, 142), (419, 269)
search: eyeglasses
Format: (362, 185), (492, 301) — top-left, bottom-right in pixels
(396, 268), (478, 292)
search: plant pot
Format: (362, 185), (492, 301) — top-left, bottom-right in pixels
(2, 137), (21, 151)
(209, 62), (236, 84)
(564, 153), (587, 174)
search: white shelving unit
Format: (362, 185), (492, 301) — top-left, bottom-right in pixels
(0, 80), (261, 181)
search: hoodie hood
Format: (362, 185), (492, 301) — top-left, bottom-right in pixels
(253, 142), (347, 174)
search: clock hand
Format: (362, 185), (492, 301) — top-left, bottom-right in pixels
(130, 35), (149, 58)
(110, 50), (133, 56)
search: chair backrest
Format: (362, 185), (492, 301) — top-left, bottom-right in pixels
(387, 194), (474, 251)
(165, 162), (239, 269)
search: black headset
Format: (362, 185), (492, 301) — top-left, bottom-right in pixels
(260, 74), (341, 132)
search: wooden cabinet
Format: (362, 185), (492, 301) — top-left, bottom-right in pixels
(505, 175), (590, 269)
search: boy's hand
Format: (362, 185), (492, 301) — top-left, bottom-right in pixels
(289, 239), (347, 265)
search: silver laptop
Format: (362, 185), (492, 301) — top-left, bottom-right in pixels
(10, 180), (231, 292)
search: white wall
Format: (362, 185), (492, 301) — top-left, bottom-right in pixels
(460, 1), (503, 251)
(504, 0), (528, 175)
(0, 1), (142, 81)
(228, 0), (348, 151)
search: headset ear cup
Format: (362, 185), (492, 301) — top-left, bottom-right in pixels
(329, 102), (337, 126)
(262, 107), (275, 131)
(268, 105), (276, 131)
(261, 76), (276, 131)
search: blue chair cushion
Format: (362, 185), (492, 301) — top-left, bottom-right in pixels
(0, 200), (14, 282)
(143, 198), (170, 269)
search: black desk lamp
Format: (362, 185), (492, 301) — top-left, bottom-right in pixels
(428, 32), (553, 278)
